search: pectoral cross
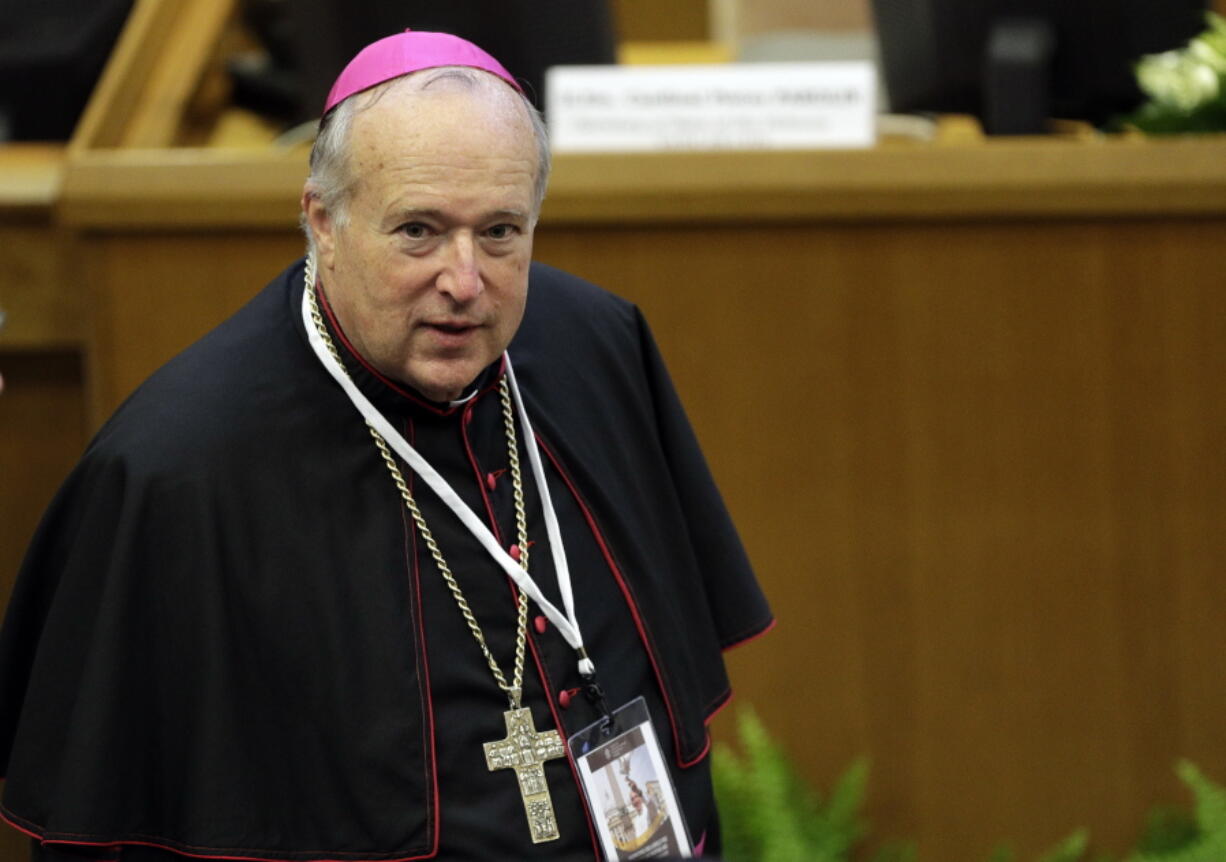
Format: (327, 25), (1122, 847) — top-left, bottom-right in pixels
(484, 706), (567, 843)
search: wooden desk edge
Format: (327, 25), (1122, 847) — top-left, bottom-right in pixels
(0, 145), (67, 216)
(57, 136), (1226, 229)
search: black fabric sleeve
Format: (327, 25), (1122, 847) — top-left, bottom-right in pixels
(30, 840), (119, 862)
(633, 307), (773, 648)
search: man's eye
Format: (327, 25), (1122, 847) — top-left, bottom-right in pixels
(400, 223), (431, 239)
(486, 224), (518, 240)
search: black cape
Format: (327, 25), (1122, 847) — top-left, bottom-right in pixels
(0, 260), (772, 860)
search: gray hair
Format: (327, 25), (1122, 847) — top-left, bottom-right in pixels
(301, 68), (551, 259)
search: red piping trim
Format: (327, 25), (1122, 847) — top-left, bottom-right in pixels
(477, 414), (599, 857)
(459, 399), (503, 545)
(535, 437), (710, 769)
(0, 424), (453, 862)
(722, 617), (777, 653)
(456, 389), (601, 857)
(403, 415), (441, 857)
(703, 688), (735, 726)
(0, 808), (437, 862)
(416, 403), (597, 856)
(1, 811), (40, 843)
(523, 618), (602, 859)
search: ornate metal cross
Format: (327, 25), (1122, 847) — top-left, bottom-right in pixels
(484, 706), (567, 843)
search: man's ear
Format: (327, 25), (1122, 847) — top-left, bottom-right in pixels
(301, 190), (337, 270)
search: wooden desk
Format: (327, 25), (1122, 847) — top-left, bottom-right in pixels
(59, 132), (1226, 228)
(0, 146), (82, 348)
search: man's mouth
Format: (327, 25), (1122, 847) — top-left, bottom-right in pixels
(424, 321), (480, 345)
(428, 321), (475, 332)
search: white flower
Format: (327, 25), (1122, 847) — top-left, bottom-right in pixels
(1136, 49), (1221, 111)
(1189, 37), (1226, 73)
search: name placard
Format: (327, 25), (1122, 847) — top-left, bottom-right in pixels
(545, 63), (877, 153)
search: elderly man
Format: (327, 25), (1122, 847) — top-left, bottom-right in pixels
(0, 31), (771, 861)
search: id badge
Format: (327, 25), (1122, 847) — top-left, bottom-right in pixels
(568, 697), (693, 860)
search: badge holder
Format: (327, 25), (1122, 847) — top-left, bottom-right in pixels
(569, 697), (693, 859)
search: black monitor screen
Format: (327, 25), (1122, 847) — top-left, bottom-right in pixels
(871, 0), (1208, 132)
(0, 0), (133, 141)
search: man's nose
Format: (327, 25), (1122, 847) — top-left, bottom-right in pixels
(437, 233), (482, 302)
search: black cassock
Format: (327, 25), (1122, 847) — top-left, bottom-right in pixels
(0, 260), (773, 860)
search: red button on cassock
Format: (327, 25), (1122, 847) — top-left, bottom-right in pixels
(534, 615), (547, 634)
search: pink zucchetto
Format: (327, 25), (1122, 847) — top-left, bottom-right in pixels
(323, 29), (523, 114)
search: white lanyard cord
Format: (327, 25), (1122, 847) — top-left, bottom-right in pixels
(301, 288), (596, 678)
(502, 356), (582, 661)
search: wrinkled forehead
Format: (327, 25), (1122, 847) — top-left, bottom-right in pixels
(343, 72), (539, 197)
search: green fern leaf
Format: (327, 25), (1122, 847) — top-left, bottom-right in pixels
(986, 844), (1017, 862)
(1136, 805), (1200, 855)
(1127, 762), (1226, 862)
(1036, 828), (1090, 862)
(712, 706), (869, 861)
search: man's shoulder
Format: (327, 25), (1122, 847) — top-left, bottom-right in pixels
(526, 262), (637, 322)
(519, 262), (641, 353)
(512, 263), (660, 422)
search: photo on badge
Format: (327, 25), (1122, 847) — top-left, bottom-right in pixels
(569, 697), (692, 859)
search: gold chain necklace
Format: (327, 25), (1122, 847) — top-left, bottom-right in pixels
(304, 258), (566, 843)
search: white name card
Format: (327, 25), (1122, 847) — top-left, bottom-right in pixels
(545, 63), (877, 153)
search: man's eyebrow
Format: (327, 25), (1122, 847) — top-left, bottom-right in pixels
(385, 207), (444, 224)
(383, 207), (531, 225)
(486, 208), (531, 222)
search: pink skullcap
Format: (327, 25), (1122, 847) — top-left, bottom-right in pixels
(324, 29), (523, 114)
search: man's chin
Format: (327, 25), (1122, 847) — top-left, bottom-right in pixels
(401, 361), (487, 404)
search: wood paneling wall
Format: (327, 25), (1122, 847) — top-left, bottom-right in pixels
(85, 232), (306, 421)
(0, 353), (86, 582)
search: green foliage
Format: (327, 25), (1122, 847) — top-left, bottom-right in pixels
(712, 705), (867, 861)
(1135, 806), (1199, 855)
(1036, 829), (1090, 862)
(1126, 761), (1226, 862)
(711, 706), (1225, 862)
(986, 845), (1017, 862)
(986, 832), (1089, 862)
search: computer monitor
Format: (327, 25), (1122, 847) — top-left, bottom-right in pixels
(871, 0), (1208, 133)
